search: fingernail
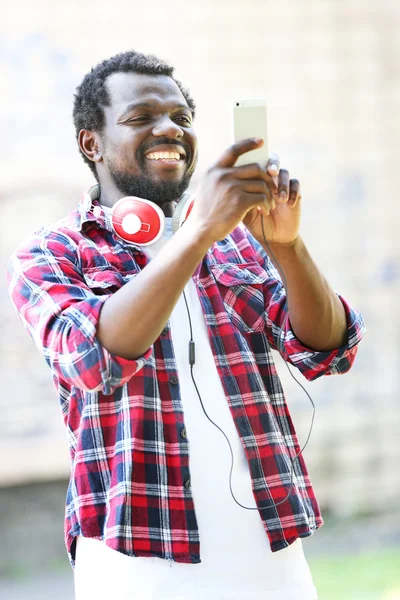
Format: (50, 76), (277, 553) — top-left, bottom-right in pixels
(269, 164), (279, 172)
(253, 137), (264, 144)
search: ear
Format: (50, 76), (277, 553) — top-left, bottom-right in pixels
(78, 130), (103, 163)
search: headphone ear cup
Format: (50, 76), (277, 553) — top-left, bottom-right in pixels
(172, 194), (195, 234)
(111, 197), (165, 245)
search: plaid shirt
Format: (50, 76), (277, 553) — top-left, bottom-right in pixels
(7, 188), (365, 570)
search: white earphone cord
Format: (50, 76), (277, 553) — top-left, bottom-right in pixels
(181, 214), (316, 511)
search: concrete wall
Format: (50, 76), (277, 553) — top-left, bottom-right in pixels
(1, 0), (399, 522)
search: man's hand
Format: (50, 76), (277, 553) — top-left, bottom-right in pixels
(242, 153), (302, 246)
(188, 138), (274, 245)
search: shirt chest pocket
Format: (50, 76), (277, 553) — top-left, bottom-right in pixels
(81, 266), (135, 294)
(210, 262), (268, 333)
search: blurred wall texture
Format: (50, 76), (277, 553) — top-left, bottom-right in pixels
(1, 0), (399, 525)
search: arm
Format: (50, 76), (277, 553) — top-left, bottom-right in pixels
(7, 223), (212, 393)
(261, 235), (347, 351)
(236, 224), (365, 381)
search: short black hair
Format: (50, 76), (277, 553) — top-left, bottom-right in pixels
(72, 50), (196, 180)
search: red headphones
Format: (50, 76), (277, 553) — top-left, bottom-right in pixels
(82, 185), (195, 246)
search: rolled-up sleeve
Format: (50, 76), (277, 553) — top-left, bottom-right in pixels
(267, 288), (366, 381)
(7, 231), (153, 395)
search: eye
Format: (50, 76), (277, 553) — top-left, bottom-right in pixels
(128, 116), (151, 123)
(175, 115), (192, 125)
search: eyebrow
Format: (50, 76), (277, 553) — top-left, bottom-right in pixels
(119, 102), (192, 119)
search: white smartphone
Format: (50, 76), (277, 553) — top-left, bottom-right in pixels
(232, 99), (269, 167)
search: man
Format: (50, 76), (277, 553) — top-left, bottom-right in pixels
(7, 50), (365, 599)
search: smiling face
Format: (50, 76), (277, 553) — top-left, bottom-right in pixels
(90, 72), (198, 208)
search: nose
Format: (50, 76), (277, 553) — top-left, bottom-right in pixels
(152, 116), (184, 139)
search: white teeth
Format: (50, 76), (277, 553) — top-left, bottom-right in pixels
(146, 151), (181, 160)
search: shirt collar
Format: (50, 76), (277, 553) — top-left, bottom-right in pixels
(75, 183), (113, 233)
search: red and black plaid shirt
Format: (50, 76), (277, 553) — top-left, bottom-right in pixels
(7, 189), (365, 570)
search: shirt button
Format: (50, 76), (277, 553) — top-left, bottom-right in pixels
(169, 376), (179, 385)
(181, 428), (187, 439)
(184, 479), (191, 490)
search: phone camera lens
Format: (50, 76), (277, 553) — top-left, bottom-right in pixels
(236, 103), (239, 106)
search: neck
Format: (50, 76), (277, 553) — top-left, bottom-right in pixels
(98, 180), (123, 209)
(162, 200), (178, 217)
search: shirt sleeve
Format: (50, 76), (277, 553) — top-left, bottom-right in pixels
(246, 230), (366, 382)
(266, 286), (366, 381)
(7, 229), (153, 395)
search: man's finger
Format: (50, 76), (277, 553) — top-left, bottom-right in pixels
(229, 162), (270, 185)
(240, 179), (272, 199)
(288, 179), (301, 206)
(215, 138), (264, 169)
(277, 169), (290, 203)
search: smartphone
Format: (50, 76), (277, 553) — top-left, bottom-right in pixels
(232, 99), (269, 167)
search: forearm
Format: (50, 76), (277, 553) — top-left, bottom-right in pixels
(97, 223), (211, 359)
(264, 236), (347, 351)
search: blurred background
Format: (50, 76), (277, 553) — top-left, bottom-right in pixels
(1, 0), (399, 598)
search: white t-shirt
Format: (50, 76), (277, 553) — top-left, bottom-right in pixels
(74, 217), (318, 600)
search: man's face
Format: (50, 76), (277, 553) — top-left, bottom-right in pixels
(99, 72), (198, 206)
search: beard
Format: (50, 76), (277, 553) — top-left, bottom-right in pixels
(104, 140), (197, 206)
(107, 168), (193, 205)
